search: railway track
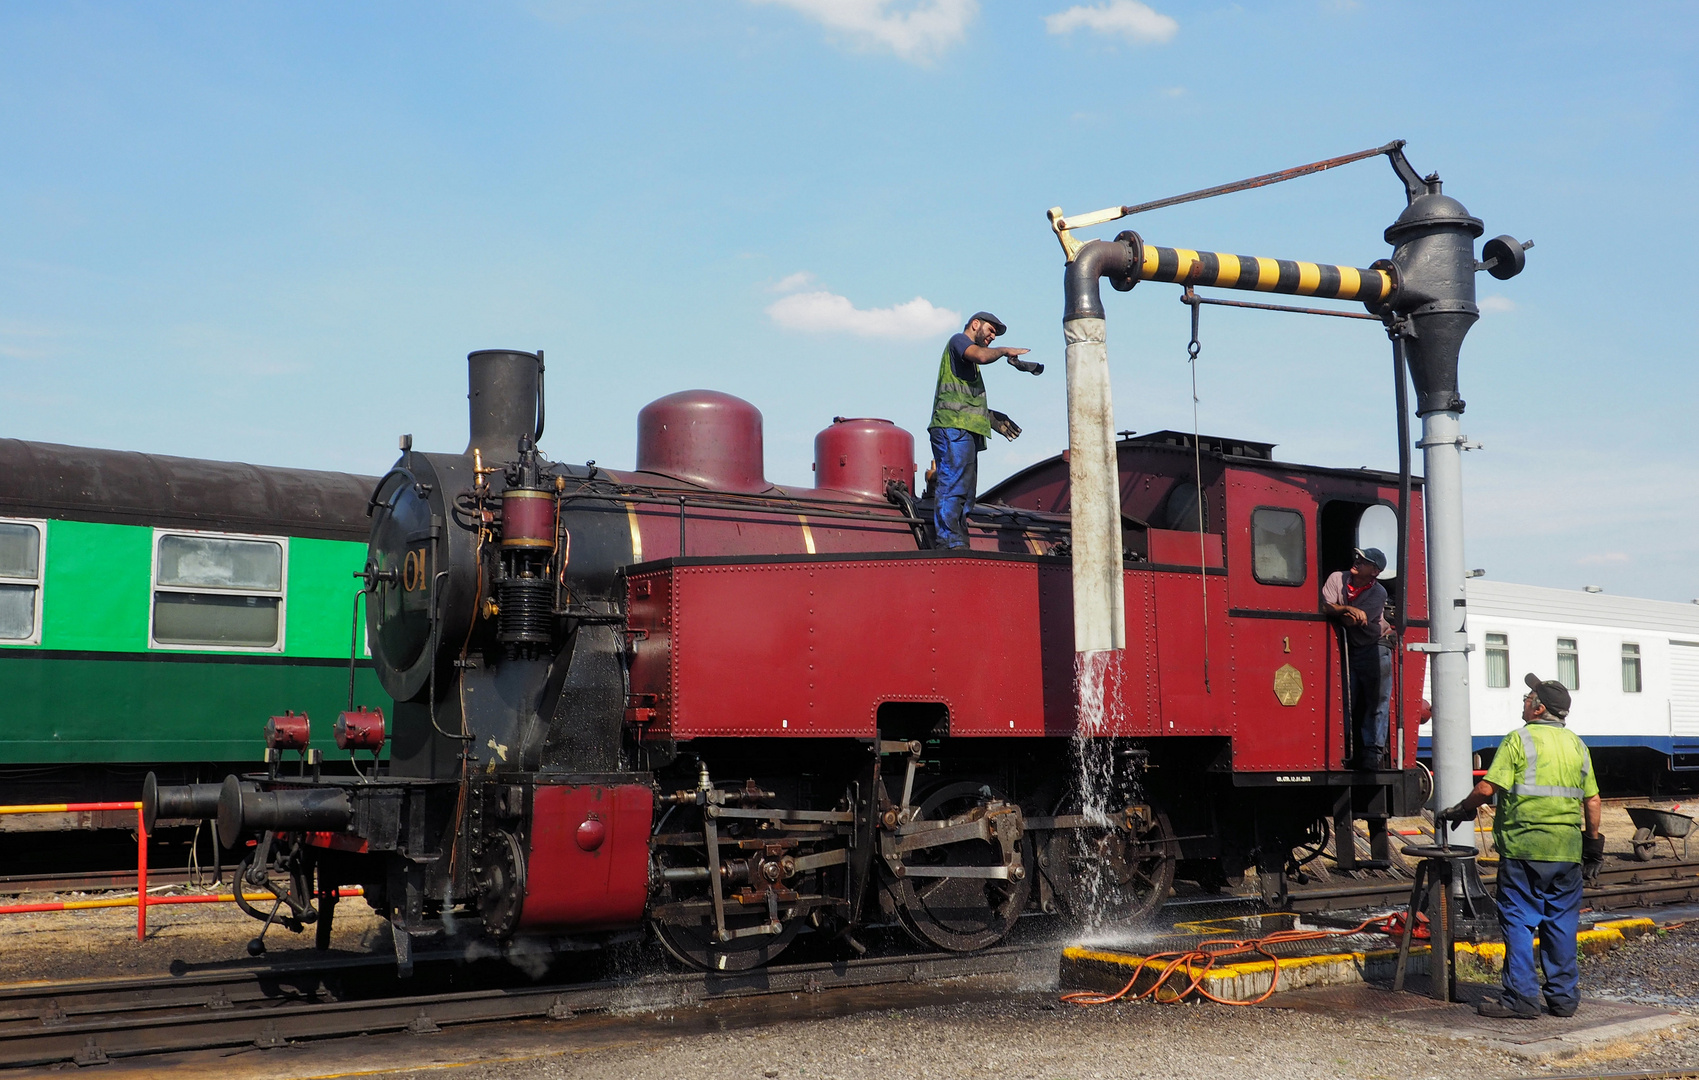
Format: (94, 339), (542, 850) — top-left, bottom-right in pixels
(1284, 857), (1699, 913)
(0, 941), (1054, 1068)
(0, 868), (208, 896)
(4, 856), (1694, 1069)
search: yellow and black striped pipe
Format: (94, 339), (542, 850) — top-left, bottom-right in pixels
(1138, 246), (1393, 304)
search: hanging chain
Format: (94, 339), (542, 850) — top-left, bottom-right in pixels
(1181, 280), (1211, 693)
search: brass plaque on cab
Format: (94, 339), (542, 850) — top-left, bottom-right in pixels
(1273, 664), (1303, 707)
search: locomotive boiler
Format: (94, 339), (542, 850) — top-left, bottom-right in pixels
(149, 348), (1428, 973)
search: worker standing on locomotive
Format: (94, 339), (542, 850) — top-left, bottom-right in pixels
(1323, 547), (1389, 769)
(927, 312), (1034, 549)
(1439, 674), (1605, 1018)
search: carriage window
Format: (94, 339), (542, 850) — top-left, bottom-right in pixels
(1250, 508), (1305, 586)
(1485, 633), (1509, 688)
(151, 532), (286, 650)
(1622, 643), (1642, 693)
(0, 520), (45, 644)
(1557, 637), (1580, 690)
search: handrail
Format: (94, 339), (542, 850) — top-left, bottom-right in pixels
(0, 801), (146, 939)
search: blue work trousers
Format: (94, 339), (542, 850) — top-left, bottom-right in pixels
(1346, 638), (1383, 764)
(929, 427), (978, 550)
(1496, 857), (1583, 1013)
(1373, 641), (1394, 752)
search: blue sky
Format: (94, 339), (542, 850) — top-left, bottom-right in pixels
(2, 2), (1694, 601)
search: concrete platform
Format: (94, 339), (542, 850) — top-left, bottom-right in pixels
(1061, 913), (1660, 1003)
(1269, 979), (1696, 1063)
(1060, 911), (1692, 1065)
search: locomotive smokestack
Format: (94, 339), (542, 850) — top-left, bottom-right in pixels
(466, 349), (544, 461)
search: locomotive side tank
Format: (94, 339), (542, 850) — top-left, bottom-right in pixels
(154, 348), (1427, 972)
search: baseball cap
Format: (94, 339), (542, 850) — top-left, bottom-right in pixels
(1523, 672), (1571, 719)
(967, 311), (1007, 336)
(1353, 547), (1388, 573)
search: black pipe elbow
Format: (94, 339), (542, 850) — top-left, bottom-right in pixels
(1063, 234), (1142, 322)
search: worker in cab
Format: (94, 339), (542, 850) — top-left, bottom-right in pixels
(1323, 547), (1389, 769)
(927, 312), (1038, 549)
(1439, 673), (1604, 1018)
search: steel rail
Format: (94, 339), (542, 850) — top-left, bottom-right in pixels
(1284, 858), (1699, 913)
(0, 952), (403, 1031)
(0, 943), (1053, 1068)
(0, 868), (203, 895)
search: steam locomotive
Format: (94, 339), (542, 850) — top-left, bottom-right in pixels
(147, 348), (1428, 973)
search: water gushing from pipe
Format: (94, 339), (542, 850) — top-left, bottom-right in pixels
(1069, 648), (1125, 930)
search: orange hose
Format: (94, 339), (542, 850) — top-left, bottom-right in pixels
(1061, 915), (1397, 1007)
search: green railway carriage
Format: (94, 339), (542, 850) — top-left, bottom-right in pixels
(0, 439), (391, 804)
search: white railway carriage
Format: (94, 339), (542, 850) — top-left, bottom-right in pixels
(1422, 581), (1699, 788)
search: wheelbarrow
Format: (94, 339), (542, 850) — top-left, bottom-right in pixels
(1626, 805), (1694, 862)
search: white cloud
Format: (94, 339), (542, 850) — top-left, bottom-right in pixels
(751, 0), (978, 62)
(0, 318), (66, 362)
(1479, 295), (1517, 314)
(769, 271), (816, 293)
(1577, 551), (1631, 565)
(1045, 0), (1178, 44)
(767, 289), (960, 339)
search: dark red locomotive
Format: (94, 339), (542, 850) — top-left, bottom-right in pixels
(149, 348), (1427, 972)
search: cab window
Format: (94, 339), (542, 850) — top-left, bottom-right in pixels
(1250, 508), (1305, 586)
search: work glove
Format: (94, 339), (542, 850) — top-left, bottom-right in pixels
(1006, 356), (1044, 375)
(1582, 834), (1606, 879)
(1436, 801), (1474, 825)
(988, 410), (1022, 441)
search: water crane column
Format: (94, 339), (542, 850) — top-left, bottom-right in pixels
(1050, 146), (1528, 816)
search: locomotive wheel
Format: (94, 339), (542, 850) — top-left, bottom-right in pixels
(648, 807), (801, 972)
(1042, 804), (1176, 927)
(654, 913), (801, 973)
(888, 781), (1031, 953)
(477, 830), (527, 939)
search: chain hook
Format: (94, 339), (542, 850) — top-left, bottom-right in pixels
(1182, 261), (1209, 363)
(1181, 278), (1202, 361)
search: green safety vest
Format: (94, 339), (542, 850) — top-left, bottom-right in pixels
(929, 341), (992, 437)
(1483, 721), (1599, 863)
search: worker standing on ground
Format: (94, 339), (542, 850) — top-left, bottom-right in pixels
(927, 312), (1037, 549)
(1439, 674), (1605, 1018)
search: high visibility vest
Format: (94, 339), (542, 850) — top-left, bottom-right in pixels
(929, 342), (991, 437)
(1485, 721), (1599, 863)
